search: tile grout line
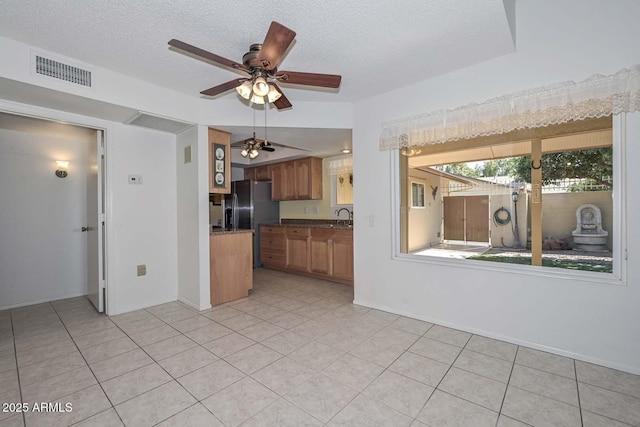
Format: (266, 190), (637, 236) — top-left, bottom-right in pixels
(574, 359), (585, 427)
(496, 344), (519, 426)
(8, 309), (27, 427)
(65, 301), (226, 423)
(231, 278), (359, 426)
(133, 301), (294, 424)
(47, 299), (126, 427)
(404, 325), (471, 426)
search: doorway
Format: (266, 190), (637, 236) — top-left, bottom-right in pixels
(0, 112), (106, 312)
(443, 196), (489, 243)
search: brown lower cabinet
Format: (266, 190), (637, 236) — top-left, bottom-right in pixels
(260, 225), (285, 268)
(260, 225), (353, 285)
(210, 231), (253, 306)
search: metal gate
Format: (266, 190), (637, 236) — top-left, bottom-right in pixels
(443, 196), (489, 242)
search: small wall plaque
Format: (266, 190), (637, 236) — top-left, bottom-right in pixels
(213, 143), (226, 188)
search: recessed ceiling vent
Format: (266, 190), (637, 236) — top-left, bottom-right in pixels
(125, 112), (193, 134)
(35, 55), (92, 87)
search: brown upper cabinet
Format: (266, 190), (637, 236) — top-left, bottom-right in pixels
(244, 157), (322, 201)
(209, 128), (231, 194)
(245, 165), (270, 181)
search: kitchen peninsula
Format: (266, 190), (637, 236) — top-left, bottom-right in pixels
(209, 229), (253, 306)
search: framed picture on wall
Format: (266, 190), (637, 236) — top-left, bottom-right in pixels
(213, 143), (226, 188)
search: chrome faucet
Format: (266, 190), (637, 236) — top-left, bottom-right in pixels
(335, 208), (352, 226)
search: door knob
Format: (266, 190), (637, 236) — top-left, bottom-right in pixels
(81, 226), (95, 232)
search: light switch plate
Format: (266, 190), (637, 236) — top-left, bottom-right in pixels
(128, 175), (143, 184)
(137, 264), (146, 276)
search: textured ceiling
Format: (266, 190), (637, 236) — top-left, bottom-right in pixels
(0, 0), (515, 103)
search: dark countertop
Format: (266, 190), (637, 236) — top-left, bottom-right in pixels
(210, 229), (254, 236)
(264, 223), (353, 230)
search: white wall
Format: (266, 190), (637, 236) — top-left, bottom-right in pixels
(176, 125), (211, 311)
(353, 0), (640, 373)
(0, 128), (92, 308)
(107, 123), (178, 314)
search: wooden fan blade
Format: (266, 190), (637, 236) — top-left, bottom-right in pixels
(270, 83), (292, 110)
(277, 71), (341, 88)
(200, 79), (244, 97)
(169, 39), (249, 74)
(257, 22), (296, 71)
(257, 141), (276, 152)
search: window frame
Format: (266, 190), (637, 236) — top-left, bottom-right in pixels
(330, 173), (354, 209)
(410, 181), (426, 208)
(390, 115), (627, 286)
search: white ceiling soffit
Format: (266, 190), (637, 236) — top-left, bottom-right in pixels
(0, 111), (97, 139)
(0, 0), (516, 103)
(218, 126), (352, 166)
(0, 78), (139, 123)
(125, 112), (193, 134)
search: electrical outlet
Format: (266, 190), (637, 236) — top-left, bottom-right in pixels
(303, 207), (308, 214)
(137, 264), (146, 276)
(128, 175), (143, 184)
(312, 207), (319, 214)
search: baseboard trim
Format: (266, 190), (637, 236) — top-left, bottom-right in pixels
(0, 292), (88, 311)
(353, 298), (640, 375)
(178, 297), (210, 311)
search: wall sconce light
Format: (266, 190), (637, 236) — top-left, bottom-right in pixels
(55, 160), (69, 178)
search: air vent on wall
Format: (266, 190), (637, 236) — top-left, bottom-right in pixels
(125, 112), (193, 134)
(35, 55), (92, 87)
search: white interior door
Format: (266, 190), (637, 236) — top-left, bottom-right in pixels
(87, 130), (104, 312)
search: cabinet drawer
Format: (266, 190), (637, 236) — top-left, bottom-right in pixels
(285, 227), (310, 238)
(261, 234), (284, 251)
(261, 249), (284, 265)
(261, 225), (284, 235)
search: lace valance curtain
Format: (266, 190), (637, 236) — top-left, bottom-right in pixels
(379, 65), (640, 150)
(325, 154), (353, 175)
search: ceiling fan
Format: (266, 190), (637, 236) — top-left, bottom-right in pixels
(168, 21), (342, 110)
(231, 132), (303, 159)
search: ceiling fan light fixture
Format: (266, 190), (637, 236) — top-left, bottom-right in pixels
(240, 148), (249, 158)
(235, 80), (252, 99)
(250, 93), (265, 104)
(252, 77), (270, 96)
(249, 148), (259, 159)
(267, 85), (282, 103)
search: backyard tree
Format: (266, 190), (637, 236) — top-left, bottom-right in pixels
(436, 163), (480, 177)
(509, 147), (612, 189)
(476, 158), (521, 177)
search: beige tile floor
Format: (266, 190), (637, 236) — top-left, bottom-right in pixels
(1, 269), (639, 426)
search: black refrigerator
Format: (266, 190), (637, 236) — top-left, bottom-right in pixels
(222, 180), (280, 268)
